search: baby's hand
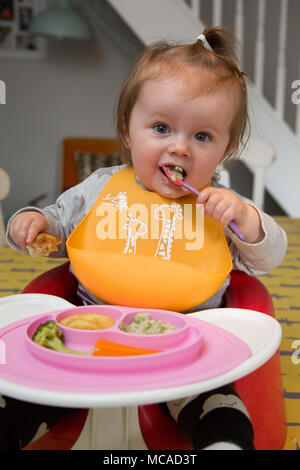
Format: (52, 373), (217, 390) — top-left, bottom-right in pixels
(197, 187), (247, 228)
(9, 211), (48, 250)
(197, 187), (264, 243)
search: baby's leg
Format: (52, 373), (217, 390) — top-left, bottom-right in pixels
(0, 394), (76, 449)
(166, 384), (254, 450)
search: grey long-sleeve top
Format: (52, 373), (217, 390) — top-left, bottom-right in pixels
(7, 164), (287, 312)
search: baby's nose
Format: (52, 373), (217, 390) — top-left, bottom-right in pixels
(167, 136), (190, 158)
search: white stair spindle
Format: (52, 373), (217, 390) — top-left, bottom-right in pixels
(252, 167), (265, 209)
(293, 68), (300, 143)
(275, 0), (288, 120)
(212, 0), (223, 26)
(191, 0), (200, 20)
(235, 0), (244, 65)
(254, 0), (266, 94)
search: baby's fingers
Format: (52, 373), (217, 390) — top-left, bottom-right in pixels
(25, 223), (40, 246)
(197, 187), (217, 205)
(25, 217), (48, 246)
(9, 212), (48, 249)
(9, 218), (29, 249)
(197, 187), (237, 224)
(197, 187), (223, 217)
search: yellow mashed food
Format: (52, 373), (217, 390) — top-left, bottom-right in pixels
(60, 313), (115, 330)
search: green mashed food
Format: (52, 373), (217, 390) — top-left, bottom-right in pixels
(166, 165), (184, 180)
(120, 313), (176, 335)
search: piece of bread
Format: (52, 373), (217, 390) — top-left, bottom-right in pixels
(60, 313), (115, 330)
(26, 233), (61, 257)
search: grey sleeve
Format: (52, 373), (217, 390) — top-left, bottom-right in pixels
(210, 180), (287, 275)
(6, 164), (128, 258)
(225, 202), (287, 276)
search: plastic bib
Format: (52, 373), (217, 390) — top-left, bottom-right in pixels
(67, 167), (232, 311)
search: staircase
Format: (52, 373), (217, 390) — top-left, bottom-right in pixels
(94, 0), (300, 216)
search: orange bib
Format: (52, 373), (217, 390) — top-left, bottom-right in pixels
(67, 167), (232, 311)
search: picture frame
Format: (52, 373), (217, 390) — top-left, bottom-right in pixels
(0, 0), (46, 59)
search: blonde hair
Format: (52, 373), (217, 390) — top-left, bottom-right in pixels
(116, 27), (249, 169)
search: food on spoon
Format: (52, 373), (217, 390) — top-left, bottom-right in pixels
(170, 165), (185, 180)
(32, 320), (90, 355)
(60, 313), (115, 330)
(120, 313), (176, 335)
(164, 165), (185, 181)
(26, 233), (61, 257)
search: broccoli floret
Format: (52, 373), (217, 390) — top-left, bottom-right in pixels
(32, 320), (62, 343)
(32, 320), (89, 355)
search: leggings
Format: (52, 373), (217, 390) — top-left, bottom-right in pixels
(0, 383), (254, 450)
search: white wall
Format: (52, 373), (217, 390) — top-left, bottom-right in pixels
(0, 25), (133, 219)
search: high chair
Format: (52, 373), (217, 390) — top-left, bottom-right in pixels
(21, 137), (285, 450)
(21, 264), (287, 450)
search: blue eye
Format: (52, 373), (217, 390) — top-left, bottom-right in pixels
(195, 132), (210, 142)
(153, 123), (169, 134)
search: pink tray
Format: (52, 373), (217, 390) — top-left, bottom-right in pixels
(26, 306), (203, 372)
(0, 305), (251, 393)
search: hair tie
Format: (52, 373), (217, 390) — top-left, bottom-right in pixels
(197, 33), (213, 52)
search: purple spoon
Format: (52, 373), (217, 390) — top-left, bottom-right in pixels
(162, 166), (245, 241)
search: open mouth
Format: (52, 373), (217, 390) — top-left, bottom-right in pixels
(160, 164), (186, 182)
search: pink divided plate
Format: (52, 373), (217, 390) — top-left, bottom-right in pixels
(26, 306), (202, 372)
(0, 305), (251, 393)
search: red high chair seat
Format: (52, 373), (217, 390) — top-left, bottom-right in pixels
(138, 271), (286, 450)
(22, 264), (286, 450)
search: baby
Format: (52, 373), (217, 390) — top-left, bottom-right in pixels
(6, 27), (287, 450)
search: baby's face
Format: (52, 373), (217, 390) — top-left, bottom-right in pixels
(125, 71), (237, 197)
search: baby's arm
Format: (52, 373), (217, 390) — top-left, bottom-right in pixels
(197, 187), (264, 243)
(7, 172), (95, 255)
(7, 188), (80, 257)
(197, 185), (287, 274)
(7, 164), (125, 256)
(9, 211), (48, 250)
(7, 184), (82, 256)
